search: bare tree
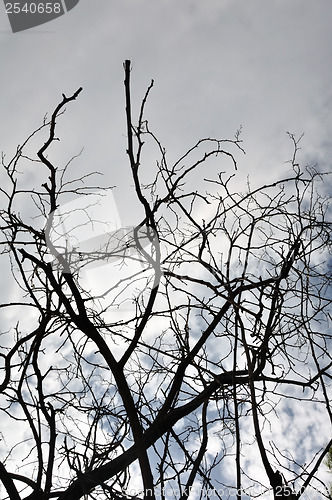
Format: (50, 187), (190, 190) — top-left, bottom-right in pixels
(324, 446), (332, 499)
(0, 60), (331, 500)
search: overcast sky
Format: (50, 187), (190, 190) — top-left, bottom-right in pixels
(0, 1), (332, 498)
(1, 0), (332, 222)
